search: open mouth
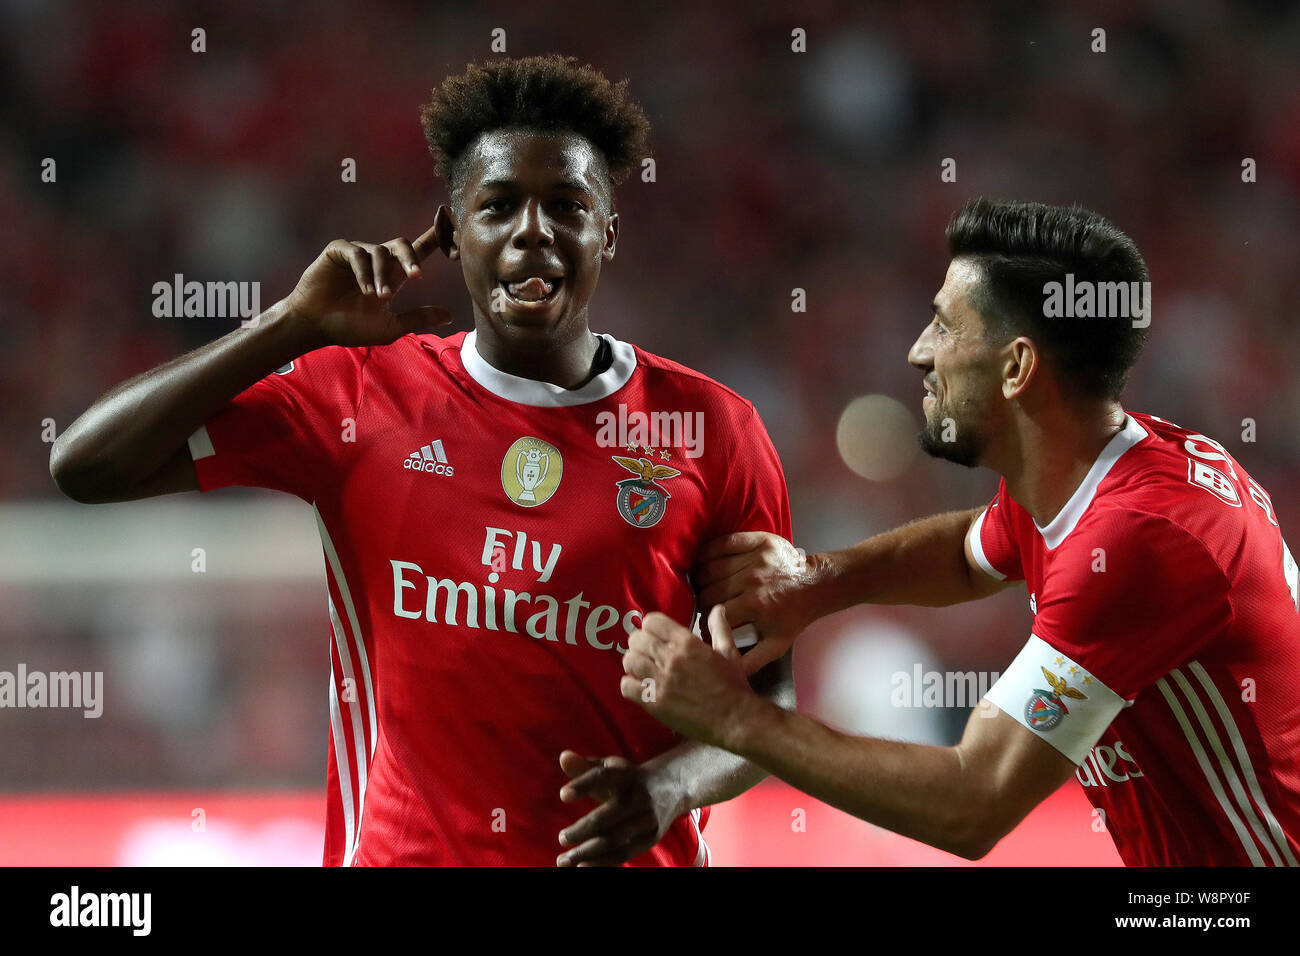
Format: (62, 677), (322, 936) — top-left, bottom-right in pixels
(499, 276), (564, 307)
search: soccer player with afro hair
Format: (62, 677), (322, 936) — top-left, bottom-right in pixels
(52, 54), (796, 867)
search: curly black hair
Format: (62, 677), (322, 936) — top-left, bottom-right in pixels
(419, 55), (651, 209)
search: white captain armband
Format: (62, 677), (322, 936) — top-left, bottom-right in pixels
(984, 635), (1127, 764)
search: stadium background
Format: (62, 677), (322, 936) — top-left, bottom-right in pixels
(2, 0), (1297, 865)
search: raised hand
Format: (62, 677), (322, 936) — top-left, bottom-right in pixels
(286, 218), (453, 347)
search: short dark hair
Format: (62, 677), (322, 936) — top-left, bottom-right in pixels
(418, 54), (651, 209)
(945, 198), (1150, 401)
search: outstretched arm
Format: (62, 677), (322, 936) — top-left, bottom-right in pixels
(621, 608), (1076, 860)
(696, 508), (1018, 674)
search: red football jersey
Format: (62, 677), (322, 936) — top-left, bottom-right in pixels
(973, 412), (1300, 865)
(187, 329), (792, 866)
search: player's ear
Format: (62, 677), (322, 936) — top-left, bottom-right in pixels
(1003, 337), (1037, 399)
(602, 212), (618, 261)
(434, 205), (459, 261)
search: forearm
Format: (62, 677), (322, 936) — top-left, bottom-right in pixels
(723, 698), (987, 858)
(51, 299), (321, 497)
(646, 653), (796, 812)
(643, 739), (765, 814)
(803, 508), (987, 611)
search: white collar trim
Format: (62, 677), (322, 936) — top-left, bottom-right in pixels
(1035, 414), (1149, 550)
(459, 329), (637, 407)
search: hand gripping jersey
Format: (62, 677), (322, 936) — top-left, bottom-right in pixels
(187, 329), (792, 865)
(973, 413), (1300, 865)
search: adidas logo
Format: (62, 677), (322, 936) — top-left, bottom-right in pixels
(403, 439), (455, 476)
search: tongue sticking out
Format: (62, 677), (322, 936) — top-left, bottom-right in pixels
(507, 277), (555, 302)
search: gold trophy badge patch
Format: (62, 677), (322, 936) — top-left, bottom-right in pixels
(502, 436), (563, 507)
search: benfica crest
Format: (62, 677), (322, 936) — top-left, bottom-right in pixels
(611, 456), (681, 528)
(1024, 666), (1088, 731)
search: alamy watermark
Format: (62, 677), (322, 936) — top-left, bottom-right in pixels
(50, 886), (150, 936)
(1042, 274), (1151, 328)
(1, 664), (103, 717)
(595, 403), (704, 458)
(891, 665), (1001, 709)
(152, 273), (261, 325)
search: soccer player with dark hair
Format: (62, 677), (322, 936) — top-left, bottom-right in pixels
(622, 198), (1300, 865)
(50, 55), (794, 866)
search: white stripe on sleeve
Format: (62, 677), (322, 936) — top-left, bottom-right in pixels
(967, 509), (1006, 582)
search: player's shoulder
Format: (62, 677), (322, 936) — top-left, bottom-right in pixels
(285, 331), (453, 378)
(1100, 411), (1250, 513)
(626, 341), (757, 418)
(352, 330), (467, 384)
(268, 341), (373, 388)
(1082, 411), (1243, 555)
(401, 329), (468, 364)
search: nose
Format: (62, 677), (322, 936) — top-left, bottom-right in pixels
(908, 321), (935, 372)
(511, 199), (554, 249)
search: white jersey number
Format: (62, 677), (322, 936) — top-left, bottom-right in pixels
(1186, 435), (1297, 613)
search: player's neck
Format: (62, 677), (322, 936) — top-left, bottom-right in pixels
(472, 322), (605, 389)
(999, 402), (1127, 527)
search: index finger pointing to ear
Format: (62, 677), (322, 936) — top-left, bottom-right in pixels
(412, 207), (455, 261)
(411, 221), (441, 260)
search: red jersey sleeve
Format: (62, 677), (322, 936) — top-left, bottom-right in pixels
(696, 404), (792, 650)
(705, 403), (793, 542)
(971, 477), (1026, 582)
(186, 346), (369, 503)
(1034, 510), (1234, 699)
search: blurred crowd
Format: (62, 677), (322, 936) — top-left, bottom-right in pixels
(3, 0), (1298, 789)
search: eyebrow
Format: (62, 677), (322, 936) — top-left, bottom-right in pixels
(475, 178), (594, 194)
(932, 300), (947, 319)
